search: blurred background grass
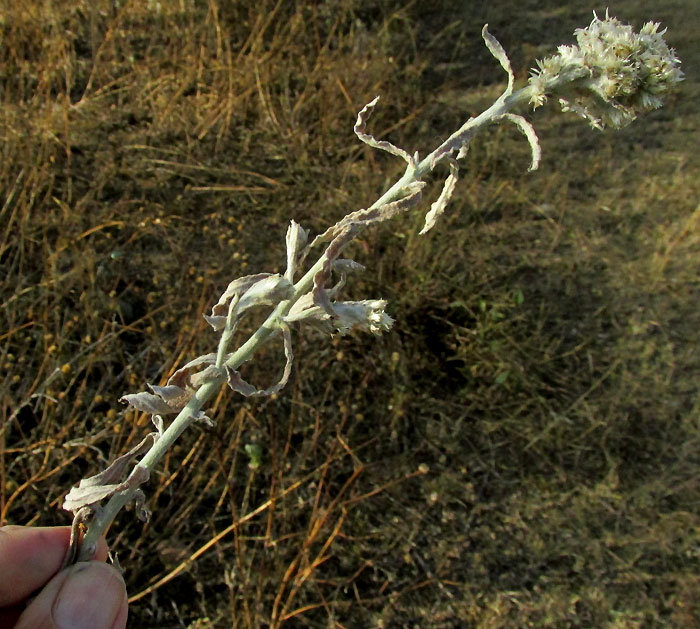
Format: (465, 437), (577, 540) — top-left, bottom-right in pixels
(1, 0), (699, 627)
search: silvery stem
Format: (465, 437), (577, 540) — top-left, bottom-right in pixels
(77, 82), (537, 561)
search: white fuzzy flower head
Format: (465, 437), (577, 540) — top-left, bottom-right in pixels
(529, 11), (684, 129)
(333, 300), (394, 336)
(284, 297), (394, 336)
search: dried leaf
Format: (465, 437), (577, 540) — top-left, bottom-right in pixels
(148, 384), (189, 406)
(194, 410), (215, 428)
(63, 482), (124, 512)
(189, 364), (224, 389)
(327, 259), (365, 298)
(152, 415), (164, 436)
(354, 96), (414, 165)
(72, 434), (154, 489)
(119, 391), (173, 415)
(168, 353), (217, 389)
(333, 259), (365, 274)
(312, 226), (357, 318)
(285, 220), (308, 282)
(206, 274), (273, 330)
(482, 25), (515, 97)
(128, 464), (150, 487)
(420, 162), (459, 235)
(457, 143), (470, 160)
(225, 369), (258, 396)
(120, 383), (191, 415)
(64, 507), (94, 568)
(63, 438), (154, 513)
(225, 324), (294, 397)
(131, 488), (151, 523)
(274, 323), (294, 394)
(82, 438), (152, 489)
(237, 274), (294, 315)
(309, 182), (425, 250)
(203, 313), (227, 331)
(283, 301), (331, 335)
(122, 360), (224, 420)
(430, 121), (474, 170)
(306, 184), (423, 320)
(497, 113), (542, 171)
(284, 293), (321, 323)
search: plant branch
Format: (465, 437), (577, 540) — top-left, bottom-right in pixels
(72, 12), (683, 561)
(76, 82), (538, 561)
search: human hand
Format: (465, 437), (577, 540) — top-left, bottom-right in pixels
(0, 525), (127, 628)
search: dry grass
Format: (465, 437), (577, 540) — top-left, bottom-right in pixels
(2, 0), (699, 627)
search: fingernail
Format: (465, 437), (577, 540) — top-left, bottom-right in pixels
(54, 563), (126, 629)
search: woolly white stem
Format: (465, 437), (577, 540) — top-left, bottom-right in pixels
(78, 82), (544, 560)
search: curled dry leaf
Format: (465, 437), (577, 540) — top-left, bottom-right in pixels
(63, 437), (154, 513)
(207, 273), (272, 329)
(430, 120), (474, 170)
(497, 113), (542, 171)
(285, 220), (308, 282)
(151, 415), (164, 436)
(120, 386), (187, 415)
(238, 274), (295, 314)
(482, 25), (515, 97)
(284, 292), (317, 323)
(420, 162), (459, 235)
(130, 488), (151, 523)
(119, 391), (173, 415)
(194, 410), (215, 428)
(168, 353), (218, 389)
(328, 258), (366, 297)
(148, 384), (190, 408)
(226, 324), (294, 397)
(121, 358), (224, 423)
(308, 181), (425, 251)
(429, 27), (515, 171)
(309, 184), (425, 317)
(333, 259), (366, 274)
(64, 483), (122, 514)
(205, 274), (295, 332)
(313, 226), (358, 318)
(354, 96), (414, 166)
(189, 364), (223, 389)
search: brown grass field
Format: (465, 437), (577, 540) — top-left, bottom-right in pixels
(2, 0), (699, 626)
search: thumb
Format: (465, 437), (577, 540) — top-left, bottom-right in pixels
(16, 561), (128, 629)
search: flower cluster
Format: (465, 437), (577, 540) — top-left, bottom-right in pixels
(529, 11), (684, 129)
(286, 297), (394, 336)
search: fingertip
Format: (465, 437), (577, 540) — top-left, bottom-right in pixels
(0, 525), (113, 607)
(17, 562), (127, 629)
(0, 525), (71, 606)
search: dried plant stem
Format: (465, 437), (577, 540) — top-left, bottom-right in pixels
(77, 83), (537, 561)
